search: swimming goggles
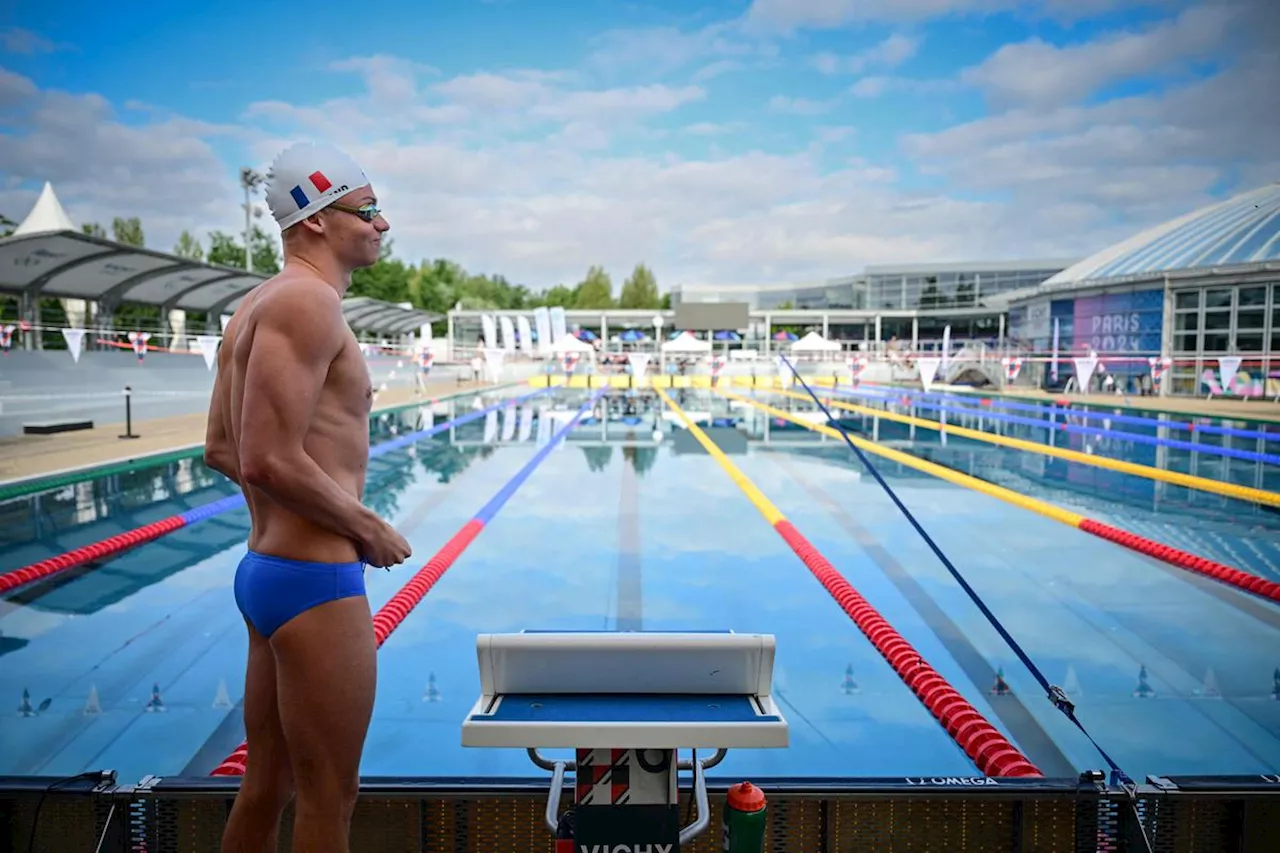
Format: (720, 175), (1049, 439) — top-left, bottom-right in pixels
(328, 202), (383, 223)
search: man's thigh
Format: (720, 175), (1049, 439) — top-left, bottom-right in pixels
(270, 596), (377, 780)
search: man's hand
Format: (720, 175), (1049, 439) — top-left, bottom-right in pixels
(358, 517), (412, 568)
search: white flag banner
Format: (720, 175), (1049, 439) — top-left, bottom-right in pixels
(197, 335), (221, 371)
(484, 409), (498, 443)
(1051, 318), (1060, 381)
(533, 307), (552, 356)
(627, 353), (651, 379)
(1072, 356), (1099, 393)
(61, 327), (85, 363)
(518, 403), (535, 442)
(549, 306), (567, 343)
(483, 347), (505, 383)
(917, 356), (942, 392)
(419, 322), (432, 342)
(481, 315), (497, 351)
(517, 315), (534, 355)
(220, 314), (232, 332)
(941, 325), (952, 374)
(499, 315), (517, 353)
(1218, 356), (1243, 392)
(776, 355), (794, 388)
(501, 405), (517, 441)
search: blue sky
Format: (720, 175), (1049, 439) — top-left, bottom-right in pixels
(1, 0), (1276, 290)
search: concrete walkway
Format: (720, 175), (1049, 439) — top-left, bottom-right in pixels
(0, 379), (489, 483)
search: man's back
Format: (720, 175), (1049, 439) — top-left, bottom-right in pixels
(217, 272), (373, 564)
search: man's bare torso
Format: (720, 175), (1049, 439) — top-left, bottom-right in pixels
(218, 273), (373, 563)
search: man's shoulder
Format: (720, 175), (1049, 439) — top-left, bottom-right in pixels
(254, 273), (343, 324)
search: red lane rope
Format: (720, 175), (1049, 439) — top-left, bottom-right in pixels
(1079, 519), (1280, 603)
(773, 520), (1043, 778)
(209, 520), (485, 777)
(0, 516), (187, 593)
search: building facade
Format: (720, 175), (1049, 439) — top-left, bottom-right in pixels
(1003, 183), (1280, 397)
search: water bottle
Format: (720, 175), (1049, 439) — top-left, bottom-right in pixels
(722, 781), (766, 852)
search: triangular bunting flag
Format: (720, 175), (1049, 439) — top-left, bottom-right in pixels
(61, 327), (85, 363)
(1218, 356), (1243, 392)
(197, 335), (220, 371)
(1072, 355), (1098, 393)
(917, 356), (942, 391)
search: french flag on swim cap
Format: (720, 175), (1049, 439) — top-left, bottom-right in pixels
(289, 171), (334, 210)
(267, 141), (369, 230)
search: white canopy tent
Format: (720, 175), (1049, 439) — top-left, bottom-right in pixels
(789, 331), (841, 353)
(661, 332), (712, 354)
(550, 334), (595, 353)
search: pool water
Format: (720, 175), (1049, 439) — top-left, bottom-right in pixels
(1, 385), (1278, 787)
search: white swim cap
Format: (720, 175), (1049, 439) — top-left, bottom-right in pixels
(265, 141), (370, 231)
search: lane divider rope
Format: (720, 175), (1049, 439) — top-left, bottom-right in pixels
(0, 389), (553, 595)
(210, 389), (607, 776)
(775, 359), (1157, 849)
(723, 386), (1280, 606)
(778, 385), (1280, 507)
(859, 381), (1280, 443)
(655, 386), (1041, 778)
(833, 382), (1280, 469)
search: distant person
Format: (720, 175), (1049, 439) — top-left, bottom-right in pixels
(203, 141), (412, 853)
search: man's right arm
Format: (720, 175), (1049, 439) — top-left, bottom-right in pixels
(236, 286), (382, 545)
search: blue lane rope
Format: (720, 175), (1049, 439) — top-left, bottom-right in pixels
(175, 388), (552, 526)
(473, 389), (608, 525)
(774, 357), (1144, 796)
(863, 382), (1280, 443)
(833, 385), (1280, 467)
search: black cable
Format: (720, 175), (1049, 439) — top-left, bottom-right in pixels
(27, 770), (109, 853)
(775, 356), (1155, 853)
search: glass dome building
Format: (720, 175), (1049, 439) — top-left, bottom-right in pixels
(1002, 183), (1280, 397)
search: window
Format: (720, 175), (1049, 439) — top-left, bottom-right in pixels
(1236, 333), (1264, 351)
(1174, 290), (1200, 310)
(1205, 289), (1232, 309)
(1174, 312), (1198, 332)
(1173, 332), (1198, 352)
(1203, 333), (1230, 352)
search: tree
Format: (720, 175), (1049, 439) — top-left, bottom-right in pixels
(0, 213), (16, 238)
(207, 227), (281, 274)
(351, 239), (413, 303)
(618, 263), (660, 309)
(537, 284), (577, 307)
(112, 216), (145, 247)
(575, 265), (614, 309)
(82, 222), (106, 239)
(173, 230), (205, 261)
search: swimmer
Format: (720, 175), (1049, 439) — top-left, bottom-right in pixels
(204, 141), (412, 853)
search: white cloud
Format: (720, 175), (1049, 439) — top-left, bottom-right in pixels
(1, 2), (1276, 297)
(768, 95), (838, 115)
(848, 75), (960, 98)
(742, 0), (1178, 32)
(813, 33), (920, 75)
(0, 71), (253, 249)
(961, 4), (1237, 109)
(0, 27), (67, 54)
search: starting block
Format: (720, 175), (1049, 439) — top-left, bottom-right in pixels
(462, 631), (788, 849)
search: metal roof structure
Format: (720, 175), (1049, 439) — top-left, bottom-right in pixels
(997, 183), (1280, 305)
(0, 182), (440, 334)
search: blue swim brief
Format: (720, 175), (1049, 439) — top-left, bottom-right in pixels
(233, 550), (367, 638)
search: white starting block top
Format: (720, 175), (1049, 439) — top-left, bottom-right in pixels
(461, 631), (788, 750)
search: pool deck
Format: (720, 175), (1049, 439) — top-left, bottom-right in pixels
(0, 379), (488, 483)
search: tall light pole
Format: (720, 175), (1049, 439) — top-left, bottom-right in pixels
(239, 167), (265, 272)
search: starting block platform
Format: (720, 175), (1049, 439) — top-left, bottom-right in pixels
(462, 630), (787, 750)
(462, 631), (788, 849)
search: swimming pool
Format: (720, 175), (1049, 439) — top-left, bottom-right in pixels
(2, 383), (1278, 789)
